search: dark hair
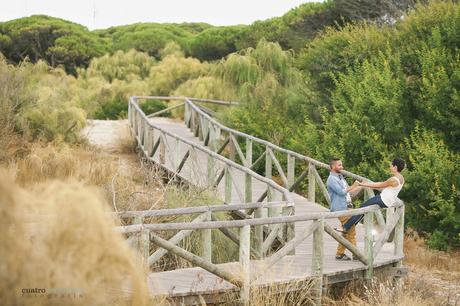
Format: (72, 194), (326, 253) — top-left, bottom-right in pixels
(392, 157), (405, 172)
(329, 157), (341, 168)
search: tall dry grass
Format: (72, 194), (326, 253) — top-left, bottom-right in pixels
(0, 170), (152, 306)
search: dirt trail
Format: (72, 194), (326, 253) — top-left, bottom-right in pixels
(82, 119), (130, 152)
(81, 119), (137, 175)
(81, 119), (162, 212)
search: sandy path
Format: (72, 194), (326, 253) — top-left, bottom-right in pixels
(82, 120), (131, 153)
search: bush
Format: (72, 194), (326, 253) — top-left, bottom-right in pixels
(81, 49), (156, 82)
(426, 230), (450, 251)
(403, 126), (460, 248)
(148, 49), (208, 96)
(139, 99), (168, 116)
(0, 57), (86, 143)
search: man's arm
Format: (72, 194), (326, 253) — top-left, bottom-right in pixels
(327, 177), (348, 196)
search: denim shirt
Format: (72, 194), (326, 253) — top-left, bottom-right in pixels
(326, 172), (350, 212)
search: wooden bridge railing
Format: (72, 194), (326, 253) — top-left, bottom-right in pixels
(125, 96), (405, 305)
(134, 96), (389, 229)
(116, 202), (404, 305)
(128, 96), (296, 259)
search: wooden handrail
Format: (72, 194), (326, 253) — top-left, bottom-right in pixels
(115, 201), (292, 218)
(183, 97), (370, 182)
(129, 97), (293, 204)
(115, 203), (402, 233)
(127, 95), (405, 306)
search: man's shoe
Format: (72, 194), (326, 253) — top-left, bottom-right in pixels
(335, 254), (351, 261)
(334, 227), (348, 234)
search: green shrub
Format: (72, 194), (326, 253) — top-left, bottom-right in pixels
(148, 49), (208, 96)
(426, 230), (450, 251)
(80, 49), (156, 82)
(139, 100), (168, 116)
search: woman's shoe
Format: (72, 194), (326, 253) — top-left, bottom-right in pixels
(335, 254), (351, 261)
(334, 227), (348, 234)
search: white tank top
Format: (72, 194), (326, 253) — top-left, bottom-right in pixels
(380, 176), (404, 207)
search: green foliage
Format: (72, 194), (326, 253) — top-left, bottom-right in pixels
(0, 57), (86, 143)
(83, 78), (150, 119)
(173, 76), (237, 101)
(0, 0), (458, 250)
(236, 2), (335, 51)
(225, 1), (460, 249)
(189, 26), (245, 61)
(148, 49), (208, 96)
(0, 15), (108, 74)
(97, 22), (200, 59)
(426, 230), (450, 251)
(403, 126), (460, 248)
(219, 40), (319, 157)
(80, 49), (156, 82)
(139, 100), (168, 116)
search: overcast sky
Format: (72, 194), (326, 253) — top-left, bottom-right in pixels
(1, 0), (320, 30)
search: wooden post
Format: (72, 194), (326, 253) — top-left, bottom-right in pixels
(364, 211), (374, 280)
(184, 102), (189, 127)
(207, 155), (215, 187)
(149, 128), (155, 158)
(394, 205), (404, 286)
(308, 163), (316, 203)
(225, 166), (232, 203)
(133, 216), (150, 265)
(134, 113), (139, 141)
(214, 126), (221, 152)
(394, 205), (404, 257)
(229, 133), (236, 161)
(208, 124), (215, 150)
(144, 126), (151, 156)
(142, 120), (149, 148)
(266, 147), (273, 217)
(311, 219), (324, 306)
(239, 225), (251, 305)
(245, 139), (252, 203)
(282, 206), (295, 256)
(159, 132), (165, 165)
(198, 115), (204, 141)
(386, 205), (396, 242)
(202, 211), (212, 262)
(287, 154), (295, 189)
(254, 206), (263, 259)
(174, 139), (180, 170)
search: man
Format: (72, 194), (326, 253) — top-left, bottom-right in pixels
(326, 158), (361, 261)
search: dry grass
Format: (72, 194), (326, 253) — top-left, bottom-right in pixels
(4, 140), (167, 214)
(404, 228), (460, 273)
(0, 170), (153, 306)
(321, 230), (460, 306)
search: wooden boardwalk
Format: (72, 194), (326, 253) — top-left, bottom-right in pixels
(123, 97), (402, 304)
(145, 117), (402, 303)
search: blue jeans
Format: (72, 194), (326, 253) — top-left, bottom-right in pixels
(343, 195), (387, 231)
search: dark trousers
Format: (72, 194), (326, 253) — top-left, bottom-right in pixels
(343, 195), (387, 231)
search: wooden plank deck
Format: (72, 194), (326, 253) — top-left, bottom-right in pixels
(144, 117), (401, 301)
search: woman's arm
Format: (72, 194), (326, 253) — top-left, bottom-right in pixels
(358, 178), (398, 189)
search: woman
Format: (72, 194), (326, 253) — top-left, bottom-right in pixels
(340, 157), (405, 233)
